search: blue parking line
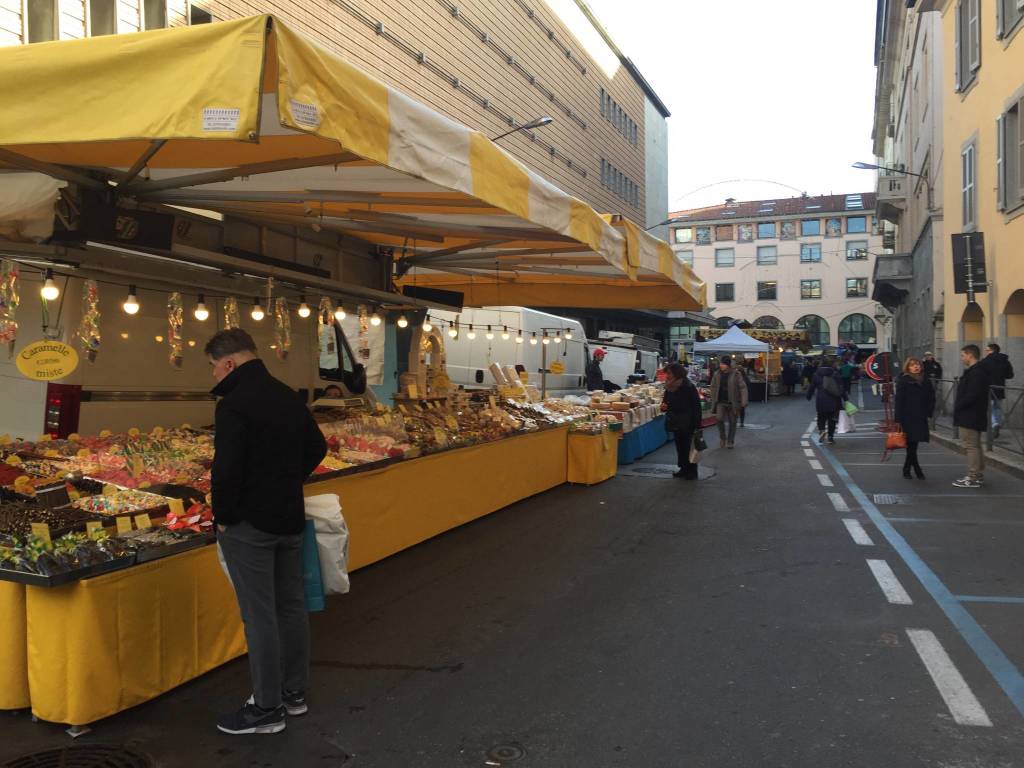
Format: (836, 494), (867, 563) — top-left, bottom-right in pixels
(956, 596), (1024, 605)
(817, 439), (1024, 718)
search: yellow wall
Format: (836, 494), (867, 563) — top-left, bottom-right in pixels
(939, 0), (1024, 344)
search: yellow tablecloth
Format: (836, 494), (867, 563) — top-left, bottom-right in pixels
(0, 581), (29, 710)
(26, 545), (245, 726)
(567, 431), (619, 485)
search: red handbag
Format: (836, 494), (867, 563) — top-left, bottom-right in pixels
(886, 431), (908, 450)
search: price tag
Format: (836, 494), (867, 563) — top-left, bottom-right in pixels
(134, 513), (153, 530)
(29, 522), (51, 546)
(116, 516), (133, 534)
(433, 427), (448, 445)
(86, 521), (105, 540)
(168, 498), (185, 517)
(407, 383), (419, 399)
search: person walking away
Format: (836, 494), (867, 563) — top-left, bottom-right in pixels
(708, 355), (748, 449)
(735, 362), (750, 426)
(839, 358), (855, 398)
(807, 358), (844, 444)
(661, 362), (703, 479)
(980, 343), (1014, 438)
(586, 348), (606, 392)
(206, 329), (328, 735)
(922, 352), (942, 381)
(952, 344), (990, 488)
(894, 357), (935, 479)
(782, 361), (799, 396)
(801, 360), (816, 392)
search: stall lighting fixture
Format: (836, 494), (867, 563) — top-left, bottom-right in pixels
(422, 318), (433, 333)
(501, 326), (510, 341)
(40, 269), (60, 301)
(485, 325), (494, 340)
(154, 335), (164, 343)
(334, 303), (346, 322)
(193, 294), (209, 322)
(397, 315), (409, 328)
(122, 285), (140, 315)
(554, 332), (562, 344)
(448, 324), (458, 339)
(370, 311), (382, 327)
(467, 324), (477, 340)
(251, 297), (265, 322)
(542, 333), (550, 345)
(530, 333), (538, 345)
(515, 331), (524, 344)
(564, 329), (573, 340)
(297, 297), (311, 319)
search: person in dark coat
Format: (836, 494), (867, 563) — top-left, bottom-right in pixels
(586, 348), (606, 391)
(807, 358), (844, 444)
(980, 343), (1015, 436)
(801, 361), (816, 391)
(894, 357), (935, 479)
(952, 344), (990, 488)
(661, 362), (703, 479)
(922, 352), (942, 381)
(206, 329), (328, 735)
(781, 361), (800, 396)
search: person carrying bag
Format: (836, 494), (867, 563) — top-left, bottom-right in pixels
(893, 357), (935, 477)
(661, 362), (703, 480)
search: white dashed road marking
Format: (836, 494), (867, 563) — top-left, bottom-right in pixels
(906, 629), (993, 727)
(817, 474), (833, 487)
(842, 518), (874, 546)
(803, 448), (815, 457)
(827, 492), (850, 512)
(801, 440), (810, 447)
(866, 559), (913, 605)
(809, 459), (823, 470)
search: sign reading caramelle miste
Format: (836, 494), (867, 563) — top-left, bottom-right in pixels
(15, 340), (79, 381)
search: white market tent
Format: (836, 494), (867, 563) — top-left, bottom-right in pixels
(693, 325), (770, 354)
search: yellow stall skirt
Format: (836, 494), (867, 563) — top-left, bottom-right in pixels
(566, 431), (619, 486)
(0, 582), (29, 710)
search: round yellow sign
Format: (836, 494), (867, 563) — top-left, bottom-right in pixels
(549, 360), (566, 375)
(16, 340), (79, 381)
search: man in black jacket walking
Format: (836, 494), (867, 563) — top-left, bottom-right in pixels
(206, 329), (327, 734)
(981, 343), (1015, 437)
(952, 344), (990, 488)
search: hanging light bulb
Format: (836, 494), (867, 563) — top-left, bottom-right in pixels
(447, 323), (458, 339)
(422, 317), (433, 333)
(485, 325), (494, 340)
(542, 333), (550, 345)
(297, 296), (311, 319)
(251, 297), (265, 322)
(370, 310), (382, 326)
(397, 315), (409, 328)
(554, 332), (562, 344)
(334, 302), (346, 322)
(515, 330), (524, 344)
(564, 329), (573, 340)
(467, 324), (477, 340)
(529, 333), (538, 345)
(193, 294), (209, 322)
(122, 285), (140, 315)
(501, 326), (511, 341)
(40, 269), (60, 301)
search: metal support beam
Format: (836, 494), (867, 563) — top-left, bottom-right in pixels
(119, 140), (167, 187)
(0, 148), (108, 191)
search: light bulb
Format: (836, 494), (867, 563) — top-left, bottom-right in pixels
(422, 319), (433, 333)
(515, 331), (524, 344)
(334, 304), (346, 322)
(564, 330), (573, 340)
(529, 333), (538, 345)
(397, 315), (409, 328)
(122, 285), (140, 315)
(485, 325), (494, 340)
(542, 334), (550, 345)
(297, 297), (311, 318)
(193, 294), (209, 322)
(251, 297), (265, 322)
(554, 333), (562, 344)
(467, 324), (476, 340)
(40, 269), (59, 301)
(370, 312), (382, 326)
(501, 326), (511, 340)
(448, 325), (458, 339)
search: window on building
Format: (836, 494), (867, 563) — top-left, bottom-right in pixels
(190, 4), (212, 23)
(600, 88), (606, 118)
(780, 221), (797, 240)
(962, 142), (976, 228)
(752, 315), (784, 329)
(800, 243), (822, 263)
(997, 97), (1024, 211)
(738, 224), (754, 243)
(955, 0), (981, 92)
(674, 227), (693, 244)
(800, 279), (822, 299)
(846, 240), (869, 260)
(997, 0), (1024, 39)
(795, 314), (830, 346)
(756, 246), (777, 265)
(696, 226), (712, 245)
(676, 250), (694, 267)
(757, 222), (776, 239)
(838, 314), (877, 345)
(717, 316), (735, 329)
(756, 281), (778, 301)
(715, 225), (734, 241)
(89, 0), (117, 34)
(800, 219), (821, 236)
(826, 217), (842, 237)
(143, 0), (167, 29)
(715, 283), (735, 302)
(26, 0), (57, 42)
(846, 216), (867, 234)
(846, 278), (869, 297)
(715, 248), (735, 267)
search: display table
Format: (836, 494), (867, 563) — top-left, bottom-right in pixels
(618, 414), (671, 464)
(0, 582), (29, 710)
(567, 431), (618, 485)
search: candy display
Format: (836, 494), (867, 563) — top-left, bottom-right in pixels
(72, 487), (171, 516)
(0, 498), (99, 539)
(0, 531), (136, 586)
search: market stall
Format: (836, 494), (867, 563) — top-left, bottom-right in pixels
(693, 326), (772, 403)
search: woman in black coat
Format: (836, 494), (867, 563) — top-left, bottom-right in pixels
(661, 362), (703, 480)
(894, 357), (936, 479)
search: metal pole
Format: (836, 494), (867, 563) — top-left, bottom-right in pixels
(541, 341), (548, 399)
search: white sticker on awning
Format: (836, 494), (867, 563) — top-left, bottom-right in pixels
(202, 108), (241, 132)
(289, 100), (320, 128)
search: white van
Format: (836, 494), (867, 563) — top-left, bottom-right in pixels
(430, 307), (587, 396)
(588, 339), (662, 389)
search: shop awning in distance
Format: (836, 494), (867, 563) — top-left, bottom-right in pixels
(0, 15), (703, 312)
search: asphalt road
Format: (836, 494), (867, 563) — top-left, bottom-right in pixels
(2, 381), (1023, 767)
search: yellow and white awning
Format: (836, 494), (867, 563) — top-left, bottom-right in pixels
(0, 15), (703, 311)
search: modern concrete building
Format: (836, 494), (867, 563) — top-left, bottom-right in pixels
(669, 194), (888, 350)
(868, 0), (946, 364)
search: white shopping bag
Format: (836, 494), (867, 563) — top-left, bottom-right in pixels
(837, 411), (856, 434)
(305, 493), (350, 595)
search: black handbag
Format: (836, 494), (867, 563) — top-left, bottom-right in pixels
(693, 431), (708, 451)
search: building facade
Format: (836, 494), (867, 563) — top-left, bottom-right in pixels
(869, 0), (946, 364)
(1, 0), (669, 229)
(669, 195), (887, 350)
(918, 0), (1024, 374)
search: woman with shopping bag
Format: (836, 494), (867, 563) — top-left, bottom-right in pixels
(894, 357), (935, 479)
(661, 362), (703, 480)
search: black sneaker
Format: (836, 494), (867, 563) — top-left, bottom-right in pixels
(217, 701), (286, 734)
(283, 690), (307, 716)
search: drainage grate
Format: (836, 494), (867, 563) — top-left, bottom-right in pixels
(618, 464), (717, 480)
(4, 745), (151, 768)
(873, 494), (913, 505)
(486, 743), (526, 762)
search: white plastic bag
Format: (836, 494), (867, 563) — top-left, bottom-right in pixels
(305, 493), (350, 595)
(837, 411), (856, 434)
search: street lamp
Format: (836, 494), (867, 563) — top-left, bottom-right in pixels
(491, 116), (554, 142)
(852, 161), (933, 210)
(644, 217), (679, 232)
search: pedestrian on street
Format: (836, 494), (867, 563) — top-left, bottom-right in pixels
(894, 357), (935, 479)
(708, 355), (748, 449)
(807, 358), (844, 444)
(801, 360), (816, 391)
(206, 329), (328, 735)
(839, 358), (856, 398)
(661, 362), (703, 479)
(980, 343), (1014, 438)
(586, 348), (606, 392)
(735, 362), (750, 427)
(952, 344), (990, 488)
(782, 361), (800, 396)
(922, 351), (943, 381)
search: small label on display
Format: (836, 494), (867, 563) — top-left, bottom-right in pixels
(202, 107), (241, 132)
(168, 498), (185, 517)
(289, 99), (320, 128)
(86, 521), (104, 540)
(30, 522), (51, 545)
(116, 517), (133, 534)
(134, 513), (153, 530)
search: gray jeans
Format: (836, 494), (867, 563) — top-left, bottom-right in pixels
(960, 428), (985, 480)
(219, 521), (309, 710)
(716, 403), (738, 444)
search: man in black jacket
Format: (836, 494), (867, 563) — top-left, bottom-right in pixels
(981, 343), (1015, 437)
(922, 352), (943, 381)
(206, 329), (327, 735)
(952, 344), (990, 488)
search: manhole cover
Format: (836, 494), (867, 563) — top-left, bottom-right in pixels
(618, 464), (716, 480)
(4, 745), (151, 768)
(486, 743), (526, 762)
(873, 494), (912, 505)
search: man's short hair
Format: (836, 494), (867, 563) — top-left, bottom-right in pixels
(987, 343), (1001, 353)
(665, 362), (687, 380)
(720, 355), (732, 366)
(205, 328), (257, 359)
(961, 344), (981, 360)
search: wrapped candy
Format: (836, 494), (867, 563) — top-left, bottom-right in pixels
(74, 279), (101, 362)
(223, 297), (240, 330)
(167, 292), (183, 368)
(0, 259), (18, 355)
(274, 297), (291, 360)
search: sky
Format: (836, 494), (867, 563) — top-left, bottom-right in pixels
(578, 0), (880, 212)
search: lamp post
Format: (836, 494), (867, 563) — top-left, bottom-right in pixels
(491, 116), (554, 142)
(852, 161), (933, 211)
